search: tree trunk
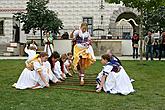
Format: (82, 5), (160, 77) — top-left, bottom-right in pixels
(40, 28), (43, 46)
(139, 7), (144, 61)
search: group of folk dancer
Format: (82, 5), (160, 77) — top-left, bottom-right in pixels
(13, 22), (135, 95)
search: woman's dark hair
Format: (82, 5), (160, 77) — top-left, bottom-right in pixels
(101, 54), (111, 62)
(59, 54), (67, 72)
(67, 52), (72, 56)
(48, 51), (60, 69)
(51, 51), (60, 59)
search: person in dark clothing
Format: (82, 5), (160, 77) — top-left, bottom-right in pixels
(153, 39), (159, 58)
(131, 33), (139, 59)
(158, 31), (165, 60)
(144, 31), (155, 60)
(61, 32), (69, 39)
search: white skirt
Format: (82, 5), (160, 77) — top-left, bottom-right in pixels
(44, 44), (53, 57)
(15, 68), (39, 89)
(104, 66), (135, 95)
(96, 66), (135, 95)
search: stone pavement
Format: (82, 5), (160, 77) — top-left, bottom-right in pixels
(0, 56), (164, 60)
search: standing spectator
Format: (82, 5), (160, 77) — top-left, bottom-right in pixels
(43, 31), (54, 57)
(61, 32), (69, 39)
(70, 30), (76, 55)
(153, 39), (159, 58)
(131, 33), (139, 59)
(144, 31), (155, 60)
(158, 31), (165, 60)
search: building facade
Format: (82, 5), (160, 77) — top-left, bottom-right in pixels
(0, 0), (140, 55)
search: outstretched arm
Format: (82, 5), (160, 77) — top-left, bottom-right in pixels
(96, 75), (106, 92)
(37, 69), (49, 87)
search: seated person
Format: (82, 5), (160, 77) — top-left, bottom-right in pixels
(48, 52), (66, 81)
(64, 52), (74, 76)
(96, 54), (135, 95)
(14, 52), (50, 89)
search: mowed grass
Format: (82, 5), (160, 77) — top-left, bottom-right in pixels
(0, 60), (165, 110)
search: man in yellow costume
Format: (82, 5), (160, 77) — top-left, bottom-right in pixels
(72, 22), (96, 85)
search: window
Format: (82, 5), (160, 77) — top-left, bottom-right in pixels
(0, 20), (4, 35)
(122, 32), (131, 39)
(83, 17), (93, 36)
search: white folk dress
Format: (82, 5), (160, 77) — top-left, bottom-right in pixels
(32, 59), (50, 88)
(43, 61), (58, 83)
(24, 46), (36, 61)
(15, 59), (55, 89)
(44, 37), (54, 57)
(96, 63), (135, 95)
(15, 46), (38, 89)
(15, 68), (38, 89)
(52, 61), (66, 79)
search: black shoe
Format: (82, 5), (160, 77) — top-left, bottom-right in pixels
(66, 73), (72, 77)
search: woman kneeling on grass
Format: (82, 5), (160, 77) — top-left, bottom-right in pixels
(13, 52), (57, 89)
(96, 54), (135, 95)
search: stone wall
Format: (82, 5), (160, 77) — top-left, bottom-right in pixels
(92, 40), (122, 56)
(0, 18), (13, 44)
(52, 39), (135, 56)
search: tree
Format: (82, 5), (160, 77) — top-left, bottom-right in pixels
(105, 0), (164, 61)
(105, 0), (164, 10)
(143, 6), (165, 34)
(14, 0), (63, 45)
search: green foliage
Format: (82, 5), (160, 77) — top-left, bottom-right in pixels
(42, 10), (63, 34)
(14, 0), (63, 34)
(143, 6), (165, 33)
(0, 60), (165, 110)
(105, 0), (164, 11)
(105, 0), (165, 36)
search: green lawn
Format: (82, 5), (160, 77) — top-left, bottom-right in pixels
(0, 60), (165, 110)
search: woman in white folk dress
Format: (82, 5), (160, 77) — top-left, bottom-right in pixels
(53, 54), (67, 81)
(13, 44), (37, 89)
(48, 51), (65, 81)
(14, 52), (50, 89)
(107, 66), (135, 95)
(24, 44), (37, 61)
(96, 54), (135, 95)
(43, 60), (61, 84)
(44, 31), (54, 57)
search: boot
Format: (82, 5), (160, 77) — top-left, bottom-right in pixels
(80, 74), (84, 86)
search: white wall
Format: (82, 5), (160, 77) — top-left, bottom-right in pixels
(121, 40), (144, 56)
(121, 40), (133, 55)
(53, 40), (72, 55)
(53, 39), (136, 56)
